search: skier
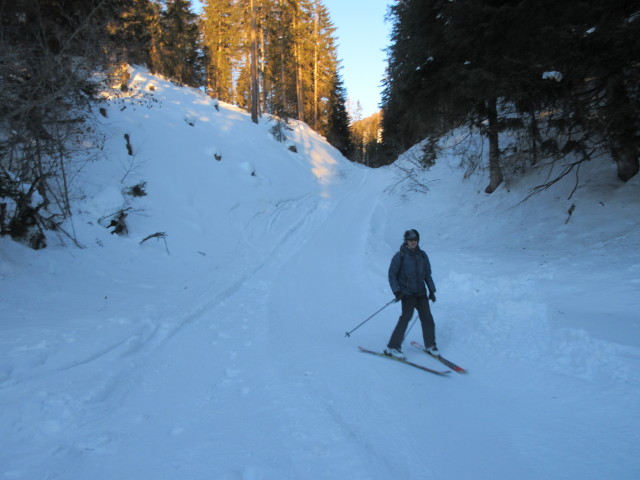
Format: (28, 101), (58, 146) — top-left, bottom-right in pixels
(384, 229), (438, 360)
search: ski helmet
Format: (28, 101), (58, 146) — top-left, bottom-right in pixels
(404, 229), (420, 242)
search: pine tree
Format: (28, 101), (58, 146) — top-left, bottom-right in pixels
(351, 111), (382, 166)
(382, 0), (640, 184)
(154, 0), (202, 86)
(381, 0), (454, 154)
(108, 0), (161, 68)
(325, 74), (352, 157)
(291, 0), (309, 122)
(262, 0), (296, 117)
(307, 0), (339, 132)
(201, 0), (240, 102)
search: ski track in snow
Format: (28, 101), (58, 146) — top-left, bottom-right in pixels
(3, 173), (639, 480)
(1, 68), (639, 480)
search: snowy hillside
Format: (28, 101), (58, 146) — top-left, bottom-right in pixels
(1, 67), (639, 480)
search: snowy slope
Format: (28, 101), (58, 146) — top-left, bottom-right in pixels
(1, 67), (639, 480)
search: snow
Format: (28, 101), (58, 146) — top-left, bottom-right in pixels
(542, 71), (563, 82)
(1, 67), (639, 480)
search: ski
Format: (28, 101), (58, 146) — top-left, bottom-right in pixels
(358, 347), (450, 376)
(410, 341), (468, 374)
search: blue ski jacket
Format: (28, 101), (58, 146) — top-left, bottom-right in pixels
(388, 244), (436, 297)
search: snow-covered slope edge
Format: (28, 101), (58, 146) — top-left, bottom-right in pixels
(0, 65), (358, 394)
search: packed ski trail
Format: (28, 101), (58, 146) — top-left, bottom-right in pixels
(1, 68), (639, 480)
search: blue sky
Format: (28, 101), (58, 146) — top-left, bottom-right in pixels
(323, 0), (392, 118)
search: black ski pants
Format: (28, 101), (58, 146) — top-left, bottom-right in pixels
(387, 294), (435, 350)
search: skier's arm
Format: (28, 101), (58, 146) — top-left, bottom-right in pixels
(424, 253), (436, 294)
(388, 252), (401, 294)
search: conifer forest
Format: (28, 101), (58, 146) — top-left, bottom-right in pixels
(380, 0), (640, 192)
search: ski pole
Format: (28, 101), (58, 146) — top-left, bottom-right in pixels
(344, 299), (396, 338)
(404, 315), (418, 341)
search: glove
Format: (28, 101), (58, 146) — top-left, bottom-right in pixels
(394, 291), (403, 302)
(429, 292), (436, 303)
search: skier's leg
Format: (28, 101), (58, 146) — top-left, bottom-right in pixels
(387, 295), (417, 349)
(416, 295), (436, 347)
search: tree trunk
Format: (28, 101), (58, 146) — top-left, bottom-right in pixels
(607, 74), (639, 181)
(249, 0), (259, 124)
(259, 27), (267, 115)
(484, 97), (503, 194)
(312, 2), (319, 130)
(528, 106), (539, 166)
(610, 139), (639, 182)
(214, 24), (222, 99)
(293, 9), (304, 122)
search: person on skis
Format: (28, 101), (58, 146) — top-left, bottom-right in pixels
(384, 229), (439, 360)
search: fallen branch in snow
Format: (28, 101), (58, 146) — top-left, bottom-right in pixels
(565, 203), (576, 224)
(98, 207), (133, 225)
(55, 224), (87, 249)
(139, 231), (166, 243)
(139, 231), (170, 254)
